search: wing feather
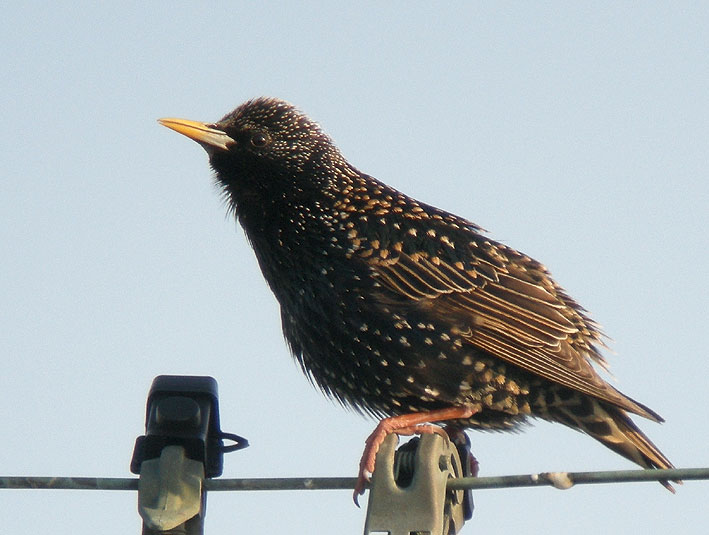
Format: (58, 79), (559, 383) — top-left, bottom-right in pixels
(369, 247), (661, 421)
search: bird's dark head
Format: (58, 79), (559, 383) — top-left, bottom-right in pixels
(159, 98), (351, 216)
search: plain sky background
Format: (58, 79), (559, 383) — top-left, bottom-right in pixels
(2, 3), (707, 534)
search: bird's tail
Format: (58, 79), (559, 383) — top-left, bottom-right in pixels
(537, 387), (678, 491)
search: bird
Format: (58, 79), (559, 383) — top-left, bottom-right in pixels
(159, 97), (676, 502)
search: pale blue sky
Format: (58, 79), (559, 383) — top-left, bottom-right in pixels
(2, 3), (707, 534)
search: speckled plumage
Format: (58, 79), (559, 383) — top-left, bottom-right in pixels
(160, 98), (675, 491)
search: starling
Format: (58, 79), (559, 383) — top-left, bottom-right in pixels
(159, 98), (676, 501)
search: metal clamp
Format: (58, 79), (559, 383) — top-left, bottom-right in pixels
(363, 433), (474, 535)
(131, 375), (248, 534)
(138, 445), (205, 532)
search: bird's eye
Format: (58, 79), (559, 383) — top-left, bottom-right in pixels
(250, 133), (269, 147)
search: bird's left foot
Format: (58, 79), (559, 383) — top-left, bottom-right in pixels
(353, 405), (478, 505)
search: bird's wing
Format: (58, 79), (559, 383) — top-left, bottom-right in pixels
(370, 248), (662, 421)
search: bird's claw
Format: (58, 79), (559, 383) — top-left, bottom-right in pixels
(352, 470), (371, 506)
(351, 407), (477, 506)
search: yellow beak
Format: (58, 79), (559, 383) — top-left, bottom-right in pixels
(158, 118), (235, 152)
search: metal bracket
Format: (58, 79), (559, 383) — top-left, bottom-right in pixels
(131, 375), (248, 534)
(138, 445), (205, 531)
(363, 433), (472, 535)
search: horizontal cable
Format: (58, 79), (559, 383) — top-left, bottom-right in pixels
(1, 467), (707, 492)
(206, 477), (356, 491)
(0, 477), (138, 491)
(447, 467), (709, 490)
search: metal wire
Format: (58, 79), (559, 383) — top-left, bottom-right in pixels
(1, 467), (707, 492)
(0, 477), (138, 491)
(447, 467), (709, 490)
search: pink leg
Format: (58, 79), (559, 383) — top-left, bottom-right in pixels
(353, 405), (478, 503)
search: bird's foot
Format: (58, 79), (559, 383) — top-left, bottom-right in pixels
(352, 406), (478, 505)
(353, 422), (447, 504)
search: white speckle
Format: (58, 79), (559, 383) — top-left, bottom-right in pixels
(406, 376), (415, 383)
(438, 352), (447, 360)
(427, 229), (436, 237)
(380, 359), (388, 367)
(461, 355), (473, 365)
(424, 387), (440, 397)
(396, 359), (405, 367)
(359, 323), (369, 332)
(399, 336), (411, 347)
(440, 333), (451, 341)
(424, 337), (433, 345)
